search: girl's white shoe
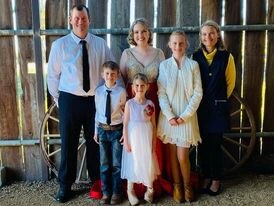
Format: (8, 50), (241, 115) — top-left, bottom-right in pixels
(144, 187), (154, 203)
(127, 190), (139, 206)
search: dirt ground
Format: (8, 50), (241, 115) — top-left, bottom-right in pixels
(1, 173), (274, 206)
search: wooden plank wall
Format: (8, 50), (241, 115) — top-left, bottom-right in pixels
(0, 0), (24, 181)
(264, 0), (274, 154)
(16, 0), (46, 181)
(1, 0), (274, 181)
(244, 0), (266, 155)
(110, 0), (130, 62)
(224, 0), (242, 93)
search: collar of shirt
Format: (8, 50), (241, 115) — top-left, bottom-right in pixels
(71, 31), (90, 44)
(103, 83), (117, 92)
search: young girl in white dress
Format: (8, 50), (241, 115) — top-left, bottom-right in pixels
(121, 73), (160, 205)
(157, 31), (203, 203)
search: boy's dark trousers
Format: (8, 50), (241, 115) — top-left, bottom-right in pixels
(98, 125), (123, 196)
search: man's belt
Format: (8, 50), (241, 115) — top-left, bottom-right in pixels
(99, 123), (123, 131)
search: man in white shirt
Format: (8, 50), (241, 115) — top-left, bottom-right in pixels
(47, 4), (114, 203)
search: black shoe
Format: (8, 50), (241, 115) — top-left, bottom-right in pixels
(199, 179), (211, 194)
(208, 184), (223, 196)
(54, 188), (72, 203)
(199, 187), (209, 194)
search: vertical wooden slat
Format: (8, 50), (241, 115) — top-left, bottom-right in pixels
(46, 0), (68, 60)
(157, 0), (177, 57)
(244, 1), (266, 131)
(135, 0), (154, 24)
(244, 1), (266, 156)
(88, 0), (108, 39)
(0, 0), (24, 181)
(16, 0), (46, 180)
(45, 0), (68, 178)
(110, 0), (130, 62)
(201, 0), (221, 24)
(224, 0), (242, 93)
(70, 0), (86, 6)
(89, 0), (107, 28)
(263, 0), (274, 154)
(45, 0), (67, 105)
(176, 0), (200, 55)
(223, 1), (247, 163)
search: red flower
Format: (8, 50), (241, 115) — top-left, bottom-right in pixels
(144, 104), (154, 116)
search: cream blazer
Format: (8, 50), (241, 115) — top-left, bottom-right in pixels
(157, 56), (203, 122)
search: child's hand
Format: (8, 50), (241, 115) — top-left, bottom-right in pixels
(93, 134), (99, 144)
(119, 135), (124, 144)
(169, 117), (178, 126)
(124, 142), (132, 153)
(176, 117), (185, 124)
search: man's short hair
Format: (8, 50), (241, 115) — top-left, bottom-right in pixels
(70, 4), (90, 18)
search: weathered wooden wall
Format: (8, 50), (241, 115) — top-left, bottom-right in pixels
(0, 0), (274, 181)
(0, 0), (23, 182)
(263, 0), (274, 154)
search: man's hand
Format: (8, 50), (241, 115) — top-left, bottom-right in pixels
(93, 134), (99, 144)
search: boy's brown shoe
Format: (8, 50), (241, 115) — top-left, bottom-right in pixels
(100, 194), (111, 204)
(110, 194), (122, 205)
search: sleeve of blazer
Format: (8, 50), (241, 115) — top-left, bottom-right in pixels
(157, 61), (175, 120)
(180, 61), (203, 121)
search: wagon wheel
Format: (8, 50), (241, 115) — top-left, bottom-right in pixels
(222, 91), (256, 175)
(190, 91), (256, 175)
(40, 103), (88, 183)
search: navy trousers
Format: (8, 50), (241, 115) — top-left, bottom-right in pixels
(199, 133), (223, 180)
(58, 92), (100, 188)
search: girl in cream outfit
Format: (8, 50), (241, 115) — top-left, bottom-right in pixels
(157, 31), (202, 203)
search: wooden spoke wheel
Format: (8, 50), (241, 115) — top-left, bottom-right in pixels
(40, 103), (88, 183)
(222, 91), (256, 174)
(190, 91), (256, 175)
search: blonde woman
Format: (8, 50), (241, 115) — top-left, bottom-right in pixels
(192, 20), (236, 196)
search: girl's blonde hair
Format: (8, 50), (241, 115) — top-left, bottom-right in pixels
(132, 73), (149, 84)
(169, 30), (189, 47)
(199, 20), (226, 50)
(127, 18), (153, 46)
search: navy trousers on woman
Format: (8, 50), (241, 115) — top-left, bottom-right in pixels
(58, 91), (100, 189)
(199, 133), (223, 180)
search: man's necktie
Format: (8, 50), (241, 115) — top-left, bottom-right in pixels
(80, 40), (90, 92)
(105, 90), (111, 125)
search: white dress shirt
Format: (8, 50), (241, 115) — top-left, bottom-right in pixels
(47, 32), (114, 103)
(94, 84), (127, 134)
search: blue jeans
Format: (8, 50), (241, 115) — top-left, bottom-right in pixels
(98, 127), (123, 196)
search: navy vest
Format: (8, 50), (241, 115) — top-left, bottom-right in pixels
(193, 49), (230, 134)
